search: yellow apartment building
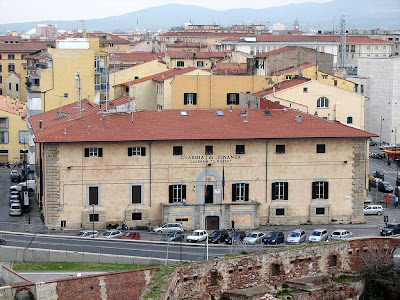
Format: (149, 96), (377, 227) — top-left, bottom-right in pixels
(29, 103), (372, 229)
(5, 72), (27, 101)
(0, 96), (27, 163)
(164, 51), (230, 69)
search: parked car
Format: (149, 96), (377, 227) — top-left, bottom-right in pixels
(331, 229), (353, 240)
(286, 229), (306, 245)
(9, 203), (22, 216)
(308, 229), (329, 243)
(378, 182), (393, 193)
(380, 223), (400, 236)
(9, 194), (19, 201)
(263, 232), (285, 245)
(186, 230), (208, 242)
(243, 231), (266, 244)
(161, 232), (184, 242)
(78, 230), (98, 238)
(120, 231), (141, 240)
(102, 230), (123, 238)
(9, 199), (21, 207)
(370, 141), (377, 147)
(370, 177), (382, 188)
(373, 171), (384, 181)
(396, 186), (400, 198)
(225, 231), (246, 244)
(153, 223), (184, 234)
(10, 170), (21, 182)
(10, 180), (35, 192)
(208, 230), (228, 244)
(363, 205), (384, 215)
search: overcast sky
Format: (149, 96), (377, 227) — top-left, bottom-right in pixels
(0, 0), (331, 24)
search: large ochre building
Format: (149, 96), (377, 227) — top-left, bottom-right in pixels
(29, 100), (373, 230)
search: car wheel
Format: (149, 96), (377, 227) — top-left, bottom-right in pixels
(378, 211), (382, 215)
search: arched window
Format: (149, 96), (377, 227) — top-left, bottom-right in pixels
(317, 97), (329, 108)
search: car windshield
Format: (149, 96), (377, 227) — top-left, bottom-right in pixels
(247, 233), (258, 238)
(267, 233), (278, 238)
(11, 205), (20, 209)
(167, 233), (175, 237)
(386, 224), (397, 229)
(332, 232), (341, 235)
(290, 232), (300, 237)
(192, 232), (200, 236)
(383, 183), (391, 186)
(211, 232), (221, 237)
(124, 232), (133, 237)
(103, 232), (112, 236)
(312, 231), (322, 236)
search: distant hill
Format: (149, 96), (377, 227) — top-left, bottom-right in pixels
(1, 0), (399, 33)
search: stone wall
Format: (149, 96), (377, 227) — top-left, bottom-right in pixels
(44, 144), (60, 227)
(351, 138), (368, 223)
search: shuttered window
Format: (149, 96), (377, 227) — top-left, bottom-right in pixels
(128, 147), (146, 156)
(227, 93), (239, 105)
(232, 183), (249, 201)
(84, 147), (103, 157)
(271, 182), (288, 200)
(312, 181), (329, 199)
(184, 93), (197, 105)
(169, 184), (186, 203)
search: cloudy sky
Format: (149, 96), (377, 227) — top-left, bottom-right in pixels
(1, 0), (331, 24)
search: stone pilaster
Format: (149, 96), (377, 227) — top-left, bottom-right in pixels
(351, 138), (367, 223)
(44, 144), (60, 227)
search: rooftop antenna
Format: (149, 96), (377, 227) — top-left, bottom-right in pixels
(340, 15), (346, 69)
(75, 70), (82, 119)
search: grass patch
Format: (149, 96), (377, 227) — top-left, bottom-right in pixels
(334, 275), (352, 283)
(274, 288), (302, 297)
(13, 261), (151, 271)
(143, 265), (177, 300)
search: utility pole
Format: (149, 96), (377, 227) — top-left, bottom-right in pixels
(75, 70), (82, 119)
(340, 15), (346, 69)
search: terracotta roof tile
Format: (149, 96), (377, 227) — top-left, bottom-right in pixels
(118, 67), (197, 86)
(0, 42), (50, 53)
(110, 52), (165, 62)
(166, 42), (208, 48)
(253, 77), (310, 97)
(0, 96), (27, 117)
(212, 63), (248, 75)
(270, 63), (315, 75)
(30, 107), (375, 143)
(166, 51), (229, 59)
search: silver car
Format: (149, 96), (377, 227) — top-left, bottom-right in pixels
(79, 230), (98, 238)
(9, 203), (22, 216)
(102, 230), (123, 238)
(308, 229), (329, 243)
(331, 229), (353, 240)
(243, 231), (266, 244)
(286, 229), (306, 244)
(153, 223), (184, 234)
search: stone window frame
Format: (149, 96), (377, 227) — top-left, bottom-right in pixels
(86, 184), (101, 206)
(130, 183), (144, 204)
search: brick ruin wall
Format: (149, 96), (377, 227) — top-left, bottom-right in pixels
(163, 237), (400, 299)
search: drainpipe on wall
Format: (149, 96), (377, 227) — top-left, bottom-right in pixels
(266, 139), (269, 225)
(149, 142), (152, 207)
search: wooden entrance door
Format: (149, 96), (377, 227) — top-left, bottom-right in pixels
(206, 216), (219, 231)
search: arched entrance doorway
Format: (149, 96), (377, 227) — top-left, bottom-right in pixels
(206, 216), (220, 230)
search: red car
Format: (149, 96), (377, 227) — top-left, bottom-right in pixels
(120, 231), (141, 240)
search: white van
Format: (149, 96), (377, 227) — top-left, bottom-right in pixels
(10, 180), (35, 192)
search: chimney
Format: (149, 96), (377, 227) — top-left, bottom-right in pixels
(39, 120), (42, 130)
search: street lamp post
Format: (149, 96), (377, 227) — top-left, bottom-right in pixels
(380, 116), (384, 146)
(393, 128), (398, 176)
(91, 204), (95, 238)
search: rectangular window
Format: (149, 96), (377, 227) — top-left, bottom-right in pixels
(169, 184), (186, 203)
(375, 46), (378, 50)
(0, 75), (2, 84)
(272, 182), (288, 200)
(205, 145), (213, 155)
(232, 183), (249, 201)
(276, 145), (285, 154)
(8, 64), (15, 72)
(236, 145), (245, 154)
(184, 93), (197, 105)
(175, 218), (189, 222)
(177, 61), (184, 67)
(128, 147), (146, 156)
(197, 61), (204, 67)
(0, 88), (2, 95)
(276, 208), (285, 216)
(33, 79), (40, 86)
(8, 83), (11, 90)
(0, 64), (2, 72)
(89, 214), (99, 222)
(0, 131), (9, 143)
(19, 130), (28, 144)
(132, 212), (142, 220)
(88, 186), (99, 205)
(173, 146), (182, 156)
(285, 75), (292, 80)
(316, 207), (325, 215)
(64, 93), (68, 98)
(360, 85), (364, 94)
(351, 45), (355, 53)
(16, 83), (18, 92)
(131, 185), (142, 204)
(227, 93), (239, 105)
(303, 87), (308, 93)
(316, 144), (325, 153)
(8, 54), (14, 60)
(312, 181), (329, 199)
(322, 75), (327, 80)
(345, 45), (349, 52)
(347, 117), (353, 124)
(84, 147), (103, 157)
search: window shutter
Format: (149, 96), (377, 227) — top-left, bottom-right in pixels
(4, 131), (8, 144)
(184, 93), (188, 105)
(312, 182), (317, 199)
(284, 182), (288, 200)
(324, 182), (329, 199)
(128, 147), (132, 156)
(227, 93), (230, 105)
(169, 185), (173, 203)
(232, 184), (236, 201)
(98, 148), (103, 157)
(245, 183), (249, 201)
(5, 117), (9, 129)
(141, 147), (146, 156)
(84, 148), (89, 157)
(235, 93), (239, 105)
(182, 185), (186, 200)
(193, 93), (197, 105)
(271, 182), (276, 200)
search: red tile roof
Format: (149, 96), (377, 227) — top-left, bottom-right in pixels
(0, 96), (27, 117)
(0, 42), (50, 53)
(99, 95), (134, 110)
(166, 51), (229, 59)
(110, 52), (165, 62)
(270, 63), (315, 75)
(253, 77), (310, 97)
(0, 36), (23, 41)
(166, 42), (208, 48)
(30, 107), (374, 143)
(58, 33), (130, 44)
(260, 99), (286, 110)
(159, 31), (256, 38)
(212, 63), (248, 75)
(119, 67), (197, 86)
